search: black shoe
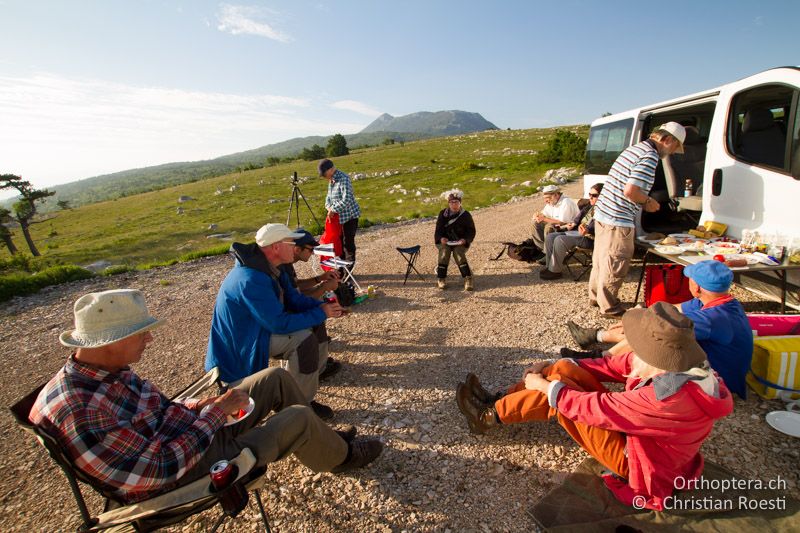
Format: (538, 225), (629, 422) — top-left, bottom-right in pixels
(319, 358), (342, 381)
(310, 401), (334, 421)
(331, 438), (383, 473)
(335, 425), (357, 443)
(539, 269), (563, 280)
(567, 320), (599, 349)
(465, 373), (502, 406)
(456, 383), (499, 434)
(560, 347), (603, 359)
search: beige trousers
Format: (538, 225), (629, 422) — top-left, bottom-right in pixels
(181, 367), (348, 483)
(588, 220), (635, 314)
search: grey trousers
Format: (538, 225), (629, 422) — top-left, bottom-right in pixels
(588, 220), (635, 314)
(182, 367), (348, 484)
(531, 221), (560, 250)
(545, 232), (593, 273)
(436, 243), (471, 278)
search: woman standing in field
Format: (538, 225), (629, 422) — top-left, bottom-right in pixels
(434, 189), (476, 291)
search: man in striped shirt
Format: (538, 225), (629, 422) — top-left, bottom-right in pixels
(589, 122), (686, 317)
(320, 158), (361, 265)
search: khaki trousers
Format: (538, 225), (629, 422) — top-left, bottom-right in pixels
(181, 367), (348, 484)
(494, 360), (629, 479)
(268, 329), (327, 403)
(531, 221), (559, 250)
(588, 220), (635, 314)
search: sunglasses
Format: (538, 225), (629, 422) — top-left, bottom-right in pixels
(589, 193), (600, 198)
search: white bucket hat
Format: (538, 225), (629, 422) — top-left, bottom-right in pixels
(255, 223), (304, 247)
(60, 289), (163, 348)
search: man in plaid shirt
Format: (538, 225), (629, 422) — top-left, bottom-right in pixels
(30, 289), (382, 504)
(319, 158), (361, 264)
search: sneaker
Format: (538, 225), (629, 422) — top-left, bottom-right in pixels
(331, 438), (384, 473)
(335, 425), (358, 443)
(539, 269), (562, 280)
(310, 401), (334, 421)
(437, 278), (446, 290)
(319, 358), (342, 381)
(560, 347), (603, 359)
(566, 320), (599, 349)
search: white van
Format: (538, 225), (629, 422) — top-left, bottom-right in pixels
(582, 66), (800, 307)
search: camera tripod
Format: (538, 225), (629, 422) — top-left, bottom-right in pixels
(286, 171), (322, 229)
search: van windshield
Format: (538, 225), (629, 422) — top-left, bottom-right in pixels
(584, 118), (634, 174)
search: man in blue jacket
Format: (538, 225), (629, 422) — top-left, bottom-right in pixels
(206, 224), (345, 419)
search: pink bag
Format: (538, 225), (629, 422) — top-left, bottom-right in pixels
(747, 314), (800, 337)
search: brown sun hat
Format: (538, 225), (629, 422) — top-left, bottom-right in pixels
(621, 301), (707, 372)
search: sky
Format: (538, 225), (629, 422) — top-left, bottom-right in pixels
(1, 0), (798, 197)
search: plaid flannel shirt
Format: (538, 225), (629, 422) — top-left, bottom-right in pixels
(29, 357), (226, 503)
(325, 169), (361, 223)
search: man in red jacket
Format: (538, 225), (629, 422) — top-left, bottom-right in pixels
(456, 302), (733, 511)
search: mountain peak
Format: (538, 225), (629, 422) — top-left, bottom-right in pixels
(360, 110), (496, 135)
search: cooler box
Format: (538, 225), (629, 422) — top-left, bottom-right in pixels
(746, 336), (800, 400)
(747, 314), (800, 337)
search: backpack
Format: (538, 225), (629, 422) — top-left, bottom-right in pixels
(507, 239), (545, 263)
(334, 281), (356, 307)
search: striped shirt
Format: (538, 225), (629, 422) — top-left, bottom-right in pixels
(325, 169), (361, 224)
(30, 357), (226, 503)
(594, 140), (659, 228)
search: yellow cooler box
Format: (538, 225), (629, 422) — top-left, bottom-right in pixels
(747, 336), (800, 400)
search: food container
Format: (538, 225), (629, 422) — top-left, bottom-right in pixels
(704, 242), (741, 255)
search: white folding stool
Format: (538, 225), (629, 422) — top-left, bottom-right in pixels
(312, 244), (363, 293)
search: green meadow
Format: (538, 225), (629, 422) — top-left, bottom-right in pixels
(1, 126), (586, 271)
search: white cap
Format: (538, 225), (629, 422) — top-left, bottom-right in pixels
(255, 223), (304, 247)
(657, 122), (686, 153)
(542, 184), (561, 194)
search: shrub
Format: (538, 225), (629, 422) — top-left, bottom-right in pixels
(178, 244), (231, 262)
(103, 265), (135, 276)
(0, 265), (94, 302)
(460, 162), (485, 171)
(359, 218), (375, 228)
(536, 129), (587, 164)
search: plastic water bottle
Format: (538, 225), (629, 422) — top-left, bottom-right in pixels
(684, 179), (693, 197)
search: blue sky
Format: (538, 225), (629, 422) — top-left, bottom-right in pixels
(0, 0), (797, 194)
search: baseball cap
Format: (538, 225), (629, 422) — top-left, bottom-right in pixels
(293, 228), (320, 248)
(657, 122), (686, 153)
(683, 260), (733, 293)
(255, 223), (304, 247)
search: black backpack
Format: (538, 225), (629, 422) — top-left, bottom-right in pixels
(334, 281), (356, 307)
(507, 239), (544, 263)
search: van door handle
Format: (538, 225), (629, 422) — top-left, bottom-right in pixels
(712, 169), (722, 196)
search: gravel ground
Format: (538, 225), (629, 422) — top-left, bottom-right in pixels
(1, 181), (798, 532)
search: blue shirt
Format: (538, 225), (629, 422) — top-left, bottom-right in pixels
(681, 297), (753, 398)
(205, 263), (326, 383)
(594, 140), (659, 228)
(325, 169), (361, 223)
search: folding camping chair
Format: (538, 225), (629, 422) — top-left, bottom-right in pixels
(563, 246), (593, 281)
(320, 257), (362, 293)
(10, 368), (272, 533)
(396, 245), (424, 285)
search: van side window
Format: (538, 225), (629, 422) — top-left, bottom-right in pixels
(585, 118), (634, 175)
(791, 98), (800, 179)
(728, 84), (796, 172)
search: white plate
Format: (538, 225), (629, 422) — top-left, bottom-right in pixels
(709, 237), (740, 244)
(225, 397), (255, 427)
(725, 253), (759, 265)
(678, 240), (708, 252)
(638, 235), (663, 244)
(766, 410), (800, 438)
(704, 242), (741, 255)
(446, 241), (462, 246)
(668, 233), (695, 240)
(654, 245), (684, 255)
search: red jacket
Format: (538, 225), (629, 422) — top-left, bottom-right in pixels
(555, 352), (733, 510)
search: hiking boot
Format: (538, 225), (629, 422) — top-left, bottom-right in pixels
(335, 424), (358, 443)
(310, 401), (334, 421)
(464, 276), (474, 291)
(465, 373), (502, 406)
(456, 383), (499, 434)
(567, 320), (599, 349)
(331, 438), (384, 473)
(319, 358), (342, 381)
(539, 269), (562, 280)
(560, 347), (603, 360)
(437, 278), (446, 290)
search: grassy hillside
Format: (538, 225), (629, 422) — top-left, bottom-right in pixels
(1, 126), (586, 268)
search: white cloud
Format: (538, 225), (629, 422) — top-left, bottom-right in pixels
(331, 100), (383, 117)
(217, 4), (291, 42)
(0, 73), (362, 189)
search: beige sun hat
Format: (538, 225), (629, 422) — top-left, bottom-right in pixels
(255, 223), (304, 247)
(60, 289), (163, 348)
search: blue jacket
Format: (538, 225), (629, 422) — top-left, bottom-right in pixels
(205, 243), (326, 383)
